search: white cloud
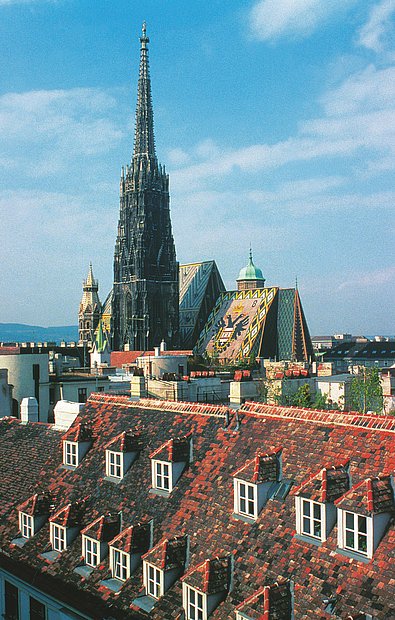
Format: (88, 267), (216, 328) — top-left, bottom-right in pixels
(170, 62), (395, 193)
(0, 88), (125, 177)
(337, 266), (395, 291)
(249, 0), (354, 41)
(358, 0), (395, 52)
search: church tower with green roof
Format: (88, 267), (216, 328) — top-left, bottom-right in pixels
(112, 24), (179, 351)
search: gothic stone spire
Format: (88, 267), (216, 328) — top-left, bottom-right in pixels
(112, 24), (179, 351)
(133, 22), (156, 159)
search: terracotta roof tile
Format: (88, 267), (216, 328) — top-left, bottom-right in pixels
(49, 500), (86, 528)
(335, 475), (395, 515)
(17, 492), (52, 516)
(1, 396), (395, 619)
(81, 513), (121, 542)
(235, 580), (292, 620)
(149, 435), (191, 462)
(62, 421), (92, 443)
(142, 535), (188, 570)
(109, 522), (151, 555)
(294, 463), (350, 503)
(104, 430), (142, 453)
(232, 448), (282, 483)
(182, 556), (231, 594)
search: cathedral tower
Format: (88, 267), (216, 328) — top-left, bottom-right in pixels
(78, 263), (102, 344)
(112, 23), (179, 351)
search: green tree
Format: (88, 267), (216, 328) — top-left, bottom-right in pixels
(291, 384), (313, 408)
(349, 367), (383, 415)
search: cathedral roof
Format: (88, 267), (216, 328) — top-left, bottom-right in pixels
(237, 250), (265, 282)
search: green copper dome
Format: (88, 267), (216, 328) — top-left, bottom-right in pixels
(237, 250), (265, 281)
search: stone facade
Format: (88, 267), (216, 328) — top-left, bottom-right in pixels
(112, 24), (179, 351)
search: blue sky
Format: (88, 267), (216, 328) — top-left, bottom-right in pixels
(0, 0), (394, 335)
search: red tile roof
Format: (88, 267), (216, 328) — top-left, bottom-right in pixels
(110, 350), (193, 368)
(81, 513), (121, 542)
(109, 523), (151, 555)
(335, 475), (395, 515)
(62, 421), (92, 443)
(0, 396), (395, 618)
(49, 500), (86, 528)
(235, 580), (292, 620)
(104, 430), (142, 453)
(142, 535), (188, 571)
(232, 448), (282, 483)
(149, 435), (191, 462)
(294, 462), (350, 503)
(17, 492), (52, 516)
(182, 556), (231, 594)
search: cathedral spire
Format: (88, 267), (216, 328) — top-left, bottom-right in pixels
(133, 22), (156, 159)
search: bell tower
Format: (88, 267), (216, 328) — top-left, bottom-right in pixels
(78, 263), (102, 344)
(112, 23), (179, 351)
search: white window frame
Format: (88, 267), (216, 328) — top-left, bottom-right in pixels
(151, 459), (172, 492)
(83, 535), (100, 567)
(183, 583), (207, 620)
(234, 478), (258, 520)
(63, 440), (78, 467)
(50, 522), (66, 552)
(109, 547), (130, 581)
(295, 496), (327, 542)
(340, 510), (370, 557)
(106, 450), (123, 479)
(300, 499), (323, 540)
(19, 512), (34, 538)
(143, 561), (163, 599)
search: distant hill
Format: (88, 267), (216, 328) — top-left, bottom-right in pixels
(0, 323), (79, 344)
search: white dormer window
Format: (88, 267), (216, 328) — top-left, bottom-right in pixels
(106, 450), (123, 479)
(110, 548), (130, 581)
(63, 441), (78, 467)
(143, 562), (163, 599)
(152, 460), (171, 492)
(234, 479), (257, 519)
(83, 536), (100, 567)
(183, 585), (207, 620)
(301, 499), (322, 539)
(50, 523), (66, 552)
(344, 511), (368, 555)
(19, 512), (33, 539)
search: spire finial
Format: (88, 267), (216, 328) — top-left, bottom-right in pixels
(134, 22), (155, 158)
(249, 245), (253, 262)
(295, 275), (298, 289)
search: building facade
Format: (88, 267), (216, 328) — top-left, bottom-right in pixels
(112, 24), (179, 352)
(78, 264), (101, 346)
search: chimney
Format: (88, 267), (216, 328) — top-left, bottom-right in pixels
(20, 397), (39, 424)
(154, 346), (160, 357)
(160, 339), (167, 352)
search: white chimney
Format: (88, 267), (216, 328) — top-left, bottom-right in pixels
(154, 346), (160, 357)
(54, 400), (84, 431)
(20, 397), (39, 424)
(160, 340), (167, 352)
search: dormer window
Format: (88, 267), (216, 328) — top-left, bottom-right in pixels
(84, 537), (99, 567)
(235, 480), (257, 519)
(19, 512), (33, 539)
(64, 441), (77, 467)
(49, 501), (85, 554)
(144, 563), (163, 598)
(149, 435), (191, 495)
(62, 422), (92, 468)
(106, 450), (122, 479)
(335, 475), (394, 560)
(108, 521), (152, 583)
(153, 460), (170, 491)
(16, 492), (51, 543)
(104, 431), (141, 482)
(295, 463), (350, 544)
(79, 513), (121, 573)
(232, 449), (282, 521)
(50, 523), (66, 552)
(182, 555), (232, 620)
(301, 499), (322, 539)
(344, 512), (368, 555)
(112, 549), (129, 581)
(140, 535), (188, 604)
